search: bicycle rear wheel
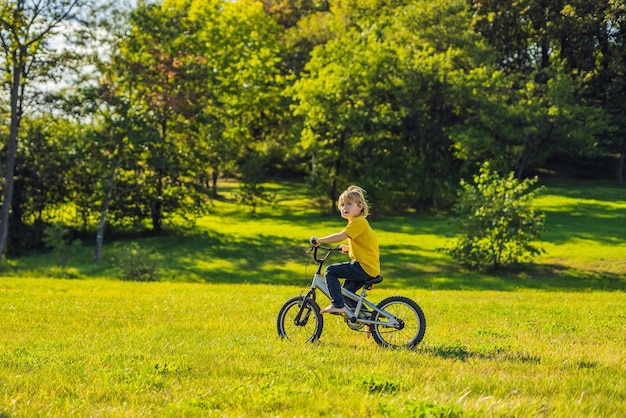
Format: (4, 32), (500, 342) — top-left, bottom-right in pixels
(277, 296), (324, 343)
(371, 296), (426, 348)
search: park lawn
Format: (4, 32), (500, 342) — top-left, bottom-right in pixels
(1, 178), (625, 416)
(533, 179), (626, 280)
(3, 177), (625, 289)
(0, 277), (624, 417)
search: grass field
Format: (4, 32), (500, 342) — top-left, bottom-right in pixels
(1, 178), (625, 417)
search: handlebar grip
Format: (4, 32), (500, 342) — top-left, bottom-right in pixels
(310, 238), (318, 246)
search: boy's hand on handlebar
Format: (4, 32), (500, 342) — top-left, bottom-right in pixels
(309, 236), (319, 246)
(339, 244), (350, 254)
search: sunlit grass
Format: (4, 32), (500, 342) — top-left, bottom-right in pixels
(1, 177), (625, 415)
(530, 179), (626, 281)
(1, 278), (624, 417)
(4, 177), (626, 288)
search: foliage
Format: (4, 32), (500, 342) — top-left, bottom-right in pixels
(4, 116), (80, 256)
(2, 0), (626, 257)
(113, 241), (162, 282)
(237, 150), (276, 213)
(443, 162), (546, 271)
(468, 0), (626, 182)
(0, 0), (93, 264)
(99, 0), (286, 231)
(42, 223), (82, 267)
(293, 0), (487, 213)
(450, 61), (607, 179)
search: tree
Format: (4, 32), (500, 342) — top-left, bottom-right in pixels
(292, 0), (490, 213)
(187, 0), (285, 193)
(8, 115), (77, 255)
(451, 61), (606, 179)
(263, 0), (333, 77)
(467, 0), (623, 182)
(0, 0), (90, 265)
(52, 1), (147, 261)
(108, 0), (213, 234)
(566, 0), (626, 184)
(93, 0), (284, 233)
(443, 162), (546, 271)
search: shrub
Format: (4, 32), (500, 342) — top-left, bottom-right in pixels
(114, 242), (162, 282)
(442, 162), (546, 271)
(238, 153), (276, 213)
(43, 224), (81, 266)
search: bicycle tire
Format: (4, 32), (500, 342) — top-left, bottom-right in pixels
(371, 296), (426, 349)
(277, 296), (324, 343)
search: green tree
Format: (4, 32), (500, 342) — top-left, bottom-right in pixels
(113, 0), (212, 233)
(443, 162), (546, 271)
(467, 0), (621, 181)
(563, 0), (626, 183)
(186, 0), (285, 193)
(292, 0), (490, 213)
(0, 0), (91, 264)
(93, 0), (285, 233)
(451, 61), (605, 179)
(264, 0), (333, 77)
(6, 115), (77, 255)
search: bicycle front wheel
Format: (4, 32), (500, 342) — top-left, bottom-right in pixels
(277, 296), (324, 343)
(371, 296), (426, 349)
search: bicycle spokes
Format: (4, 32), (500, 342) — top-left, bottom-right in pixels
(277, 296), (324, 344)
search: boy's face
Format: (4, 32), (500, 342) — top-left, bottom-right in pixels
(339, 199), (363, 220)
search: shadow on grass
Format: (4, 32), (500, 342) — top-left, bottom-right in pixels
(542, 205), (626, 245)
(537, 179), (626, 245)
(102, 230), (625, 292)
(5, 179), (625, 293)
(423, 342), (600, 369)
(6, 226), (625, 292)
(422, 343), (547, 365)
(539, 178), (624, 200)
(146, 230), (316, 286)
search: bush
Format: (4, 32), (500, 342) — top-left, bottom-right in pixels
(237, 152), (276, 213)
(442, 162), (546, 271)
(114, 242), (162, 282)
(43, 224), (81, 266)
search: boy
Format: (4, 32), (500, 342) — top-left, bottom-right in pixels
(310, 185), (380, 315)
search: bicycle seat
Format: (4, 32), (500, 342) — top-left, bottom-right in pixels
(363, 275), (383, 290)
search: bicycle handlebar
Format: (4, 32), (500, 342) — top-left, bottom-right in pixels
(307, 244), (342, 263)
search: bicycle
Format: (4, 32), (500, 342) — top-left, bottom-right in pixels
(277, 244), (426, 348)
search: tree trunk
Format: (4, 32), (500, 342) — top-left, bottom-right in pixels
(329, 133), (345, 215)
(0, 0), (83, 266)
(211, 168), (219, 198)
(0, 52), (25, 266)
(152, 177), (163, 234)
(617, 141), (625, 186)
(94, 138), (124, 262)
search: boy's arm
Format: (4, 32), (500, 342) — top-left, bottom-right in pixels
(310, 232), (349, 245)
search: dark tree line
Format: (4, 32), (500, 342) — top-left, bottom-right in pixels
(0, 0), (624, 263)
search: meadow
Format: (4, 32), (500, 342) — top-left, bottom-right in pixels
(1, 178), (625, 417)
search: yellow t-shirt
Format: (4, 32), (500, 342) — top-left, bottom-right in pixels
(342, 215), (380, 277)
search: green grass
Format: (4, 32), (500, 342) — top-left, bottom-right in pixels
(1, 178), (625, 417)
(1, 279), (624, 417)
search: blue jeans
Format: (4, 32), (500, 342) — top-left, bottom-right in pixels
(324, 261), (375, 309)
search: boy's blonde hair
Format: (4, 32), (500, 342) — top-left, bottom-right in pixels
(337, 185), (370, 217)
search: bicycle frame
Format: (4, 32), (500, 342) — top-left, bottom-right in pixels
(299, 246), (401, 329)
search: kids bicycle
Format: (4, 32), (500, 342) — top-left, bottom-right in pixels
(277, 244), (426, 348)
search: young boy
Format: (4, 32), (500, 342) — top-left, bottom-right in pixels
(310, 185), (380, 315)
